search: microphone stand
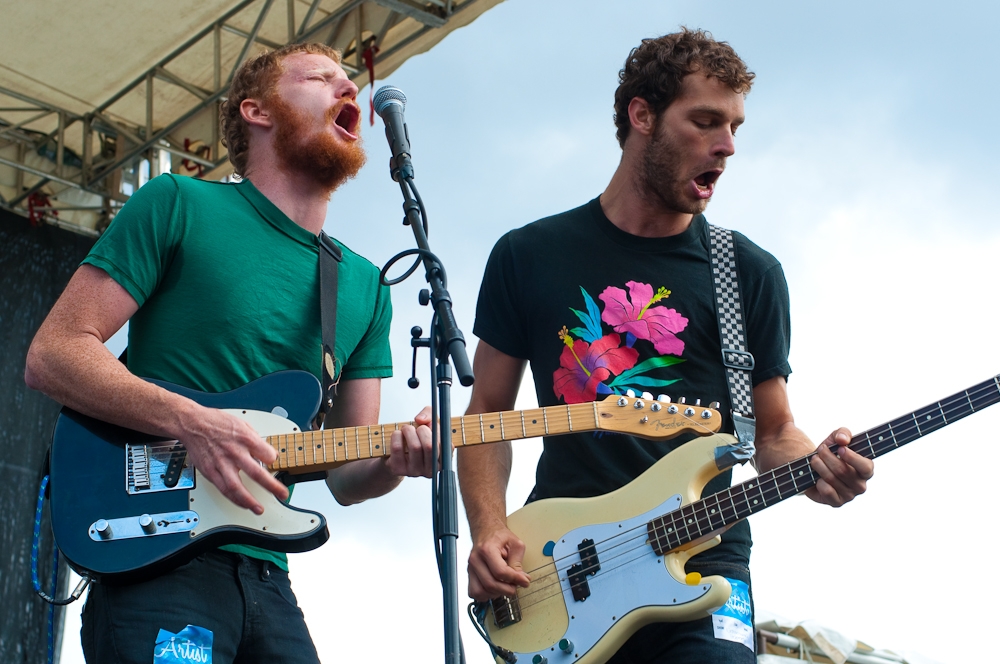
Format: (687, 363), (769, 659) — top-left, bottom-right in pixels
(381, 161), (474, 664)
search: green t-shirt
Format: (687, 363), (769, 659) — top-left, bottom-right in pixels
(84, 173), (393, 569)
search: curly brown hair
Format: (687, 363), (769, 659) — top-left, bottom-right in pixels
(221, 43), (343, 176)
(613, 28), (754, 148)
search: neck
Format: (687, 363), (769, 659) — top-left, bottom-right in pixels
(244, 158), (331, 236)
(600, 152), (694, 238)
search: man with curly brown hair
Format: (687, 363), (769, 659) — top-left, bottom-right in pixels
(26, 43), (433, 663)
(458, 28), (874, 663)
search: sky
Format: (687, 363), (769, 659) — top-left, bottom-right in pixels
(61, 1), (1000, 662)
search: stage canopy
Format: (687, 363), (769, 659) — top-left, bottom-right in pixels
(0, 0), (502, 235)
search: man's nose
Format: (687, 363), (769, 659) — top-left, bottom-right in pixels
(337, 79), (359, 100)
(714, 129), (736, 157)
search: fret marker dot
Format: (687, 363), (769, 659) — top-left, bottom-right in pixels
(878, 435), (884, 441)
(338, 442), (342, 447)
(711, 509), (716, 514)
(280, 448), (285, 453)
(753, 499), (759, 505)
(667, 527), (673, 532)
(748, 483), (754, 488)
(687, 519), (693, 524)
(452, 428), (457, 433)
(297, 446), (302, 451)
(925, 415), (931, 420)
(490, 424), (495, 429)
(316, 444), (321, 449)
(532, 419), (537, 424)
(375, 445), (379, 449)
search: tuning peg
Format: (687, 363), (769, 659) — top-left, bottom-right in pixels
(709, 401), (721, 410)
(625, 389), (636, 398)
(641, 391), (653, 401)
(695, 398), (701, 406)
(678, 397), (687, 404)
(656, 394), (670, 403)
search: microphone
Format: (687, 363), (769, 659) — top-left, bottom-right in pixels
(372, 85), (413, 181)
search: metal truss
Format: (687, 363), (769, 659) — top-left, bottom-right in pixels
(0, 0), (493, 234)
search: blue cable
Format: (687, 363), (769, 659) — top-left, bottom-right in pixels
(31, 474), (58, 664)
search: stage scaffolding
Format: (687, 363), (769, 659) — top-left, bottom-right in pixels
(0, 0), (503, 235)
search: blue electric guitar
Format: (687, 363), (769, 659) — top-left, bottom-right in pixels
(48, 370), (722, 584)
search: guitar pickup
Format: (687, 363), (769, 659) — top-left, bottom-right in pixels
(491, 595), (522, 629)
(127, 443), (194, 495)
(578, 538), (600, 576)
(567, 563), (591, 602)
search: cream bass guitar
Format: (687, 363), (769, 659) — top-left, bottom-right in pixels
(476, 375), (1000, 664)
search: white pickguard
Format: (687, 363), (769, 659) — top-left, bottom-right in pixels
(186, 409), (323, 540)
(516, 494), (724, 662)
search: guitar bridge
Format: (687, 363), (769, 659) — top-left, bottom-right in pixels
(491, 595), (522, 629)
(127, 443), (195, 495)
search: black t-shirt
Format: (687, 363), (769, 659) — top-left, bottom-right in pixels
(474, 197), (792, 566)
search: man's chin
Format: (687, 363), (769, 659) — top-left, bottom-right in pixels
(281, 141), (367, 193)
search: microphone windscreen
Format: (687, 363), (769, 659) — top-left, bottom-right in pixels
(373, 86), (407, 114)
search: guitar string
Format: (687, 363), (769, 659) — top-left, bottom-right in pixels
(522, 378), (1000, 579)
(134, 400), (717, 467)
(515, 407), (724, 580)
(506, 380), (1000, 613)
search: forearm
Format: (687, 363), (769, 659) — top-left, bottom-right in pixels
(753, 420), (816, 473)
(326, 459), (403, 505)
(25, 323), (204, 441)
(457, 442), (512, 542)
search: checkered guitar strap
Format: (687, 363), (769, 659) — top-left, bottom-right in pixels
(708, 224), (756, 451)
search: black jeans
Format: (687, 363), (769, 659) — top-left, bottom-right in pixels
(81, 550), (320, 664)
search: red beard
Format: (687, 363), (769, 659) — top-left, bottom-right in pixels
(270, 95), (367, 193)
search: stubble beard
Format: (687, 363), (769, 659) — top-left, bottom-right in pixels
(270, 96), (367, 194)
(639, 126), (710, 216)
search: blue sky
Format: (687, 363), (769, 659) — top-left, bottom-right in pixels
(66, 2), (1000, 662)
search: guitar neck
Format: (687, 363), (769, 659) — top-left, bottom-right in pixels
(648, 375), (1000, 554)
(268, 402), (604, 474)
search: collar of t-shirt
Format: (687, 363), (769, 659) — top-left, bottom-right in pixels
(234, 178), (319, 248)
(588, 196), (706, 253)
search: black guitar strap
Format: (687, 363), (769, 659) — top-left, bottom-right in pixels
(707, 224), (756, 453)
(316, 231), (342, 429)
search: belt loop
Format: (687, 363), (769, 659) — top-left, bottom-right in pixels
(260, 560), (271, 581)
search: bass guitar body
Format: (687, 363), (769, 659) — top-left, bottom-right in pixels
(484, 434), (736, 664)
(49, 370), (328, 584)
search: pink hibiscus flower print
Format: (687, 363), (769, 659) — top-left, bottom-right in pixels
(599, 281), (688, 356)
(553, 328), (638, 404)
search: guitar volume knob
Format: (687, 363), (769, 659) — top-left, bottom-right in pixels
(94, 519), (113, 540)
(139, 514), (156, 534)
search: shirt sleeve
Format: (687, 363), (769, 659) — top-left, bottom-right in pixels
(745, 261), (792, 386)
(82, 174), (181, 307)
(473, 232), (531, 359)
(339, 280), (393, 380)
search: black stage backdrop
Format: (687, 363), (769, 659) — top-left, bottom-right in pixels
(0, 208), (94, 663)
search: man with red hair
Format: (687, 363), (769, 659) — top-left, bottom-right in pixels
(26, 43), (431, 663)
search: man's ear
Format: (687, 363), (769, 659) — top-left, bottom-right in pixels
(627, 97), (656, 137)
(240, 98), (273, 129)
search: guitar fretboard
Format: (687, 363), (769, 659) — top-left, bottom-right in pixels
(647, 375), (1000, 554)
(266, 402), (604, 473)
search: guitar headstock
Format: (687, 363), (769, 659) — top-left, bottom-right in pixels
(594, 391), (722, 439)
